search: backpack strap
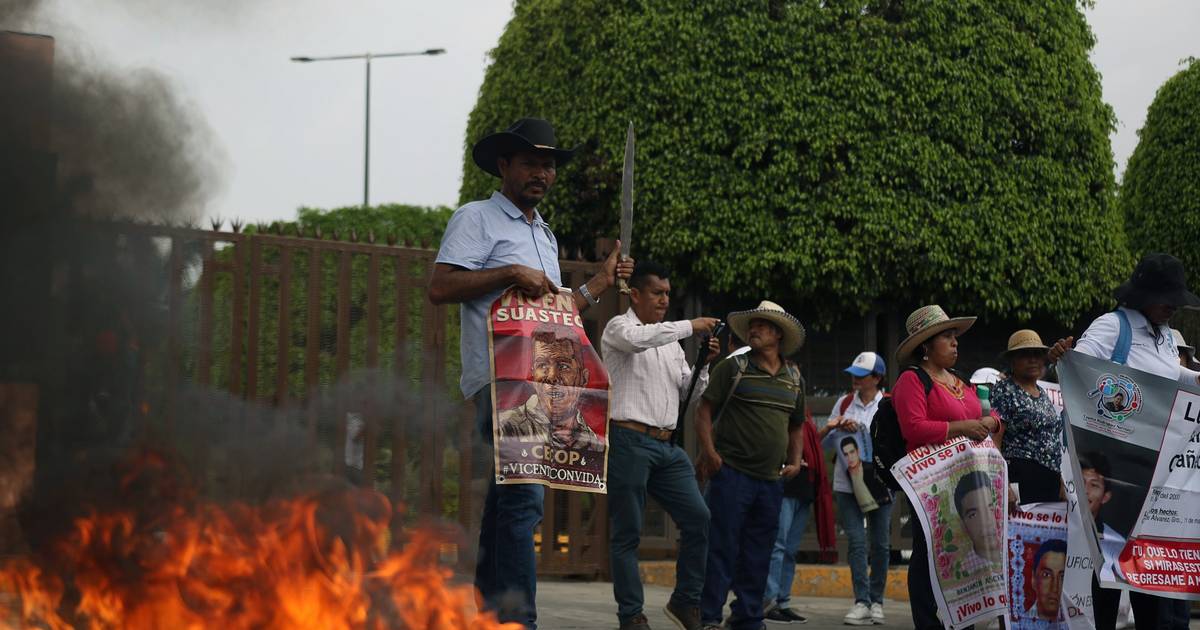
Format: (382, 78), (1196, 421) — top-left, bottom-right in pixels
(1111, 309), (1132, 365)
(838, 392), (854, 416)
(786, 360), (806, 414)
(909, 365), (935, 395)
(712, 353), (749, 427)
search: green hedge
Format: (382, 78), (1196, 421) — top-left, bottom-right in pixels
(460, 0), (1127, 325)
(1121, 58), (1200, 282)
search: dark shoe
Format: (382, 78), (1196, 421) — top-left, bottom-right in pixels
(664, 600), (703, 630)
(620, 612), (652, 630)
(766, 606), (808, 624)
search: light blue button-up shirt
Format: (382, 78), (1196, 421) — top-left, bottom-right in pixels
(435, 191), (563, 396)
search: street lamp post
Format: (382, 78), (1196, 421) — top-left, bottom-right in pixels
(291, 48), (446, 208)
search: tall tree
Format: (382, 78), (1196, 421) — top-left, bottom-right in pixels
(460, 0), (1127, 324)
(1121, 58), (1200, 281)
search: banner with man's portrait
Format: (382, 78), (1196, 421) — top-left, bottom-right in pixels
(1059, 351), (1200, 600)
(1008, 502), (1069, 628)
(487, 287), (609, 492)
(892, 436), (1009, 629)
(830, 429), (878, 512)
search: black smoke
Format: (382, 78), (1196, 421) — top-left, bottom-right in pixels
(2, 0), (226, 221)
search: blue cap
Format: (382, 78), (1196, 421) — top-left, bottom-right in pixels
(845, 351), (886, 377)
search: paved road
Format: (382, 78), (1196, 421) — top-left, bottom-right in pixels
(535, 581), (1200, 629)
(536, 579), (910, 629)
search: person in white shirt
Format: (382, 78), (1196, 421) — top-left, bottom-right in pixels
(601, 260), (720, 630)
(818, 351), (892, 626)
(1170, 328), (1198, 370)
(1049, 253), (1200, 630)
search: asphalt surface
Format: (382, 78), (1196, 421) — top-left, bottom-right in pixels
(535, 579), (911, 629)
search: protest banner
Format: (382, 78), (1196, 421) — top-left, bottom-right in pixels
(1040, 380), (1064, 415)
(1039, 381), (1097, 628)
(831, 429), (878, 512)
(1008, 502), (1069, 628)
(1059, 351), (1200, 600)
(488, 287), (609, 492)
(892, 436), (1009, 628)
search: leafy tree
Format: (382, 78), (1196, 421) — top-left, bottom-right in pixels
(460, 0), (1127, 324)
(248, 205), (458, 247)
(1121, 58), (1200, 281)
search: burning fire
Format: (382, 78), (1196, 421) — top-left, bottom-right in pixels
(0, 451), (517, 629)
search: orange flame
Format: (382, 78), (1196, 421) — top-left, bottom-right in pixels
(0, 462), (518, 630)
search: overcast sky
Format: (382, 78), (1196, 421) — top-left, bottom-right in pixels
(16, 1), (1200, 224)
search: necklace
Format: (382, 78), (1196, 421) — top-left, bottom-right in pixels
(928, 370), (964, 398)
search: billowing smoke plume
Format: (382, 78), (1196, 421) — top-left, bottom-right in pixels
(3, 0), (226, 221)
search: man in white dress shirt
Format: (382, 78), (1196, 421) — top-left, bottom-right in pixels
(601, 260), (720, 630)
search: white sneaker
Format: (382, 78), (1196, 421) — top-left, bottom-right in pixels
(844, 602), (873, 626)
(870, 603), (884, 624)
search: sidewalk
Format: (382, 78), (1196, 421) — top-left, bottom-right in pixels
(537, 579), (910, 629)
(640, 561), (910, 602)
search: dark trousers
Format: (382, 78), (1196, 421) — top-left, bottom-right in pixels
(1006, 457), (1062, 504)
(700, 465), (783, 630)
(607, 425), (710, 623)
(472, 389), (545, 629)
(1092, 575), (1121, 630)
(909, 521), (946, 629)
(1130, 591), (1190, 630)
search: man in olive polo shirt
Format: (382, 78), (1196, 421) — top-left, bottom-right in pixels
(694, 300), (807, 630)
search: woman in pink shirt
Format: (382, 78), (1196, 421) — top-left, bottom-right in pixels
(893, 305), (999, 629)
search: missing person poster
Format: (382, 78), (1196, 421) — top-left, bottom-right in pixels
(892, 436), (1009, 629)
(832, 430), (878, 512)
(1059, 351), (1200, 600)
(488, 287), (609, 492)
(1040, 381), (1098, 628)
(1008, 503), (1069, 628)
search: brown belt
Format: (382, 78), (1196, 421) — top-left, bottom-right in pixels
(613, 420), (673, 441)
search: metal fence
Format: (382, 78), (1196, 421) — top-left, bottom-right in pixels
(62, 220), (928, 579)
(99, 221), (618, 577)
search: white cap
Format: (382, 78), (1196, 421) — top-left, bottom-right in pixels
(1171, 328), (1194, 353)
(970, 367), (1002, 385)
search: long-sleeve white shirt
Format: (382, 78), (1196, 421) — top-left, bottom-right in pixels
(601, 309), (708, 429)
(1074, 307), (1200, 384)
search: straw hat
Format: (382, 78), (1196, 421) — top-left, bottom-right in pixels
(895, 305), (976, 364)
(726, 300), (806, 356)
(1002, 329), (1050, 359)
(1172, 328), (1194, 354)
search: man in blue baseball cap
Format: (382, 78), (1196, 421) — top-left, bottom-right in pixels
(818, 351), (893, 625)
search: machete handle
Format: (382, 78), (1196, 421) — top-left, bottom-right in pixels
(617, 254), (632, 294)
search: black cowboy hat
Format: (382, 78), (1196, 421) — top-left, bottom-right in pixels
(1114, 253), (1200, 309)
(471, 118), (577, 178)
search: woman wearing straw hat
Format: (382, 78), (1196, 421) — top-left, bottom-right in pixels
(891, 305), (999, 630)
(991, 330), (1061, 504)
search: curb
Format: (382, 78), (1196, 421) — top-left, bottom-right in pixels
(639, 561), (912, 602)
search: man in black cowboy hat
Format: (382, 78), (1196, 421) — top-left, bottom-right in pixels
(429, 118), (633, 629)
